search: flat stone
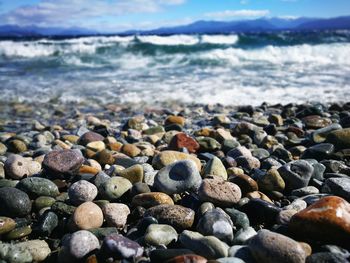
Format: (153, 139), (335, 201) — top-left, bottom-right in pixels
(102, 203), (130, 229)
(289, 196), (350, 245)
(202, 156), (228, 180)
(248, 229), (311, 263)
(78, 131), (104, 146)
(17, 177), (59, 197)
(165, 116), (186, 126)
(278, 160), (314, 191)
(145, 204), (195, 231)
(5, 226), (32, 240)
(322, 177), (350, 202)
(0, 217), (16, 235)
(179, 230), (229, 259)
(0, 187), (32, 217)
(93, 149), (115, 166)
(198, 178), (242, 207)
(152, 150), (201, 171)
(69, 230), (100, 259)
(73, 201), (103, 230)
(144, 224), (178, 246)
(43, 149), (84, 175)
(132, 192), (174, 208)
(68, 180), (98, 205)
(154, 160), (202, 195)
(291, 186), (319, 197)
(4, 155), (41, 179)
(99, 176), (132, 200)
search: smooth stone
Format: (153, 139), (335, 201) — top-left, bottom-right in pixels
(235, 156), (260, 171)
(152, 150), (202, 171)
(225, 208), (250, 230)
(165, 115), (186, 126)
(86, 141), (105, 152)
(69, 230), (100, 259)
(198, 178), (242, 207)
(130, 182), (151, 196)
(322, 177), (350, 202)
(240, 198), (281, 226)
(257, 168), (285, 192)
(154, 160), (202, 195)
(306, 252), (348, 263)
(217, 257), (245, 263)
(196, 136), (221, 152)
(68, 180), (98, 205)
(73, 201), (103, 230)
(230, 174), (258, 195)
(51, 201), (76, 216)
(0, 217), (16, 235)
(202, 156), (228, 180)
(5, 226), (32, 240)
(165, 254), (207, 263)
(198, 202), (215, 217)
(283, 199), (307, 211)
(78, 131), (104, 145)
(17, 177), (59, 197)
(143, 126), (165, 135)
(233, 227), (257, 245)
(0, 142), (7, 155)
(7, 139), (27, 153)
(251, 148), (270, 160)
(326, 128), (350, 149)
(122, 144), (141, 157)
(88, 227), (119, 240)
(0, 187), (31, 217)
(4, 155), (41, 179)
(99, 177), (132, 200)
(102, 203), (130, 229)
(145, 205), (195, 231)
(93, 150), (115, 166)
(312, 124), (342, 143)
(168, 133), (200, 153)
(101, 233), (143, 259)
(0, 178), (19, 188)
(277, 209), (297, 225)
(291, 186), (319, 197)
(118, 164), (144, 184)
(197, 208), (234, 243)
(228, 245), (255, 263)
(248, 229), (311, 263)
(43, 149), (84, 175)
(289, 196), (350, 245)
(34, 196), (56, 210)
(132, 192), (174, 208)
(144, 224), (178, 246)
(35, 211), (58, 236)
(15, 240), (51, 262)
(278, 160), (314, 191)
(179, 230), (229, 259)
(0, 163), (4, 179)
(227, 146), (252, 159)
(301, 143), (335, 161)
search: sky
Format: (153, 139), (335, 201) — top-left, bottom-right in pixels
(0, 0), (350, 32)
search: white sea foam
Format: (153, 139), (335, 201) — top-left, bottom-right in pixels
(137, 35), (199, 45)
(201, 34), (239, 45)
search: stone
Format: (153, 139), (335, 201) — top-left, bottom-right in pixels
(144, 224), (178, 246)
(122, 144), (141, 157)
(86, 141), (105, 152)
(130, 182), (150, 196)
(5, 226), (32, 240)
(306, 252), (349, 263)
(165, 115), (186, 126)
(196, 137), (221, 152)
(179, 230), (229, 259)
(228, 245), (255, 263)
(118, 164), (144, 184)
(277, 209), (297, 225)
(78, 131), (104, 146)
(301, 143), (335, 161)
(4, 155), (41, 179)
(227, 146), (252, 159)
(289, 196), (350, 245)
(43, 149), (84, 175)
(102, 203), (130, 229)
(197, 208), (234, 243)
(69, 230), (100, 259)
(225, 208), (250, 230)
(202, 156), (228, 180)
(198, 178), (242, 207)
(35, 211), (58, 236)
(68, 180), (98, 205)
(240, 199), (281, 226)
(15, 240), (51, 262)
(154, 160), (202, 195)
(233, 227), (257, 245)
(235, 156), (260, 171)
(152, 150), (202, 171)
(168, 133), (200, 153)
(99, 176), (132, 200)
(101, 233), (143, 259)
(230, 174), (258, 195)
(257, 168), (285, 192)
(322, 177), (350, 202)
(17, 177), (59, 197)
(278, 160), (314, 191)
(0, 217), (16, 235)
(1, 243), (33, 263)
(93, 149), (115, 166)
(291, 186), (319, 197)
(248, 230), (311, 263)
(312, 124), (342, 143)
(72, 201), (104, 230)
(7, 139), (27, 153)
(326, 128), (350, 149)
(303, 115), (332, 129)
(0, 142), (7, 155)
(0, 187), (32, 217)
(132, 192), (174, 208)
(145, 205), (195, 231)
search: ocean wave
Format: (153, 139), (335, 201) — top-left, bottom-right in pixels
(201, 35), (239, 45)
(136, 35), (199, 45)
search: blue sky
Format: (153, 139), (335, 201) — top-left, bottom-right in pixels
(0, 0), (350, 31)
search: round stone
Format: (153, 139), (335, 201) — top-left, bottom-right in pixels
(43, 149), (84, 175)
(69, 230), (100, 259)
(68, 180), (98, 205)
(73, 201), (103, 230)
(102, 203), (130, 229)
(78, 131), (104, 146)
(154, 160), (202, 195)
(0, 187), (32, 217)
(34, 196), (56, 211)
(99, 177), (132, 200)
(16, 177), (60, 197)
(144, 224), (178, 246)
(4, 155), (41, 179)
(152, 150), (201, 171)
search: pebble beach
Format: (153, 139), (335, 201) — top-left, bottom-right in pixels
(1, 100), (350, 263)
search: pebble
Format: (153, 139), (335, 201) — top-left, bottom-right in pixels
(198, 178), (242, 207)
(99, 176), (132, 200)
(322, 177), (350, 201)
(102, 203), (130, 229)
(230, 174), (258, 195)
(68, 180), (98, 205)
(168, 133), (200, 153)
(16, 177), (60, 197)
(154, 160), (202, 194)
(326, 128), (350, 149)
(248, 229), (311, 263)
(78, 131), (104, 146)
(68, 230), (100, 259)
(152, 150), (202, 171)
(233, 227), (257, 245)
(118, 164), (144, 184)
(278, 160), (314, 191)
(202, 156), (228, 180)
(72, 201), (104, 230)
(132, 192), (174, 208)
(4, 155), (41, 180)
(0, 217), (16, 235)
(144, 224), (178, 246)
(15, 240), (51, 262)
(257, 168), (285, 192)
(43, 149), (84, 175)
(0, 187), (32, 217)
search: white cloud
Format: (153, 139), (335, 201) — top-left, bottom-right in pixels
(205, 9), (270, 19)
(0, 0), (186, 27)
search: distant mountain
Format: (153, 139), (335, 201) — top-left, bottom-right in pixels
(0, 25), (98, 37)
(121, 16), (350, 35)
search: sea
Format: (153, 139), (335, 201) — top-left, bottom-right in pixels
(1, 31), (350, 106)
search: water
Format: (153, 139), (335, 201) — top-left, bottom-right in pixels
(0, 31), (350, 105)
